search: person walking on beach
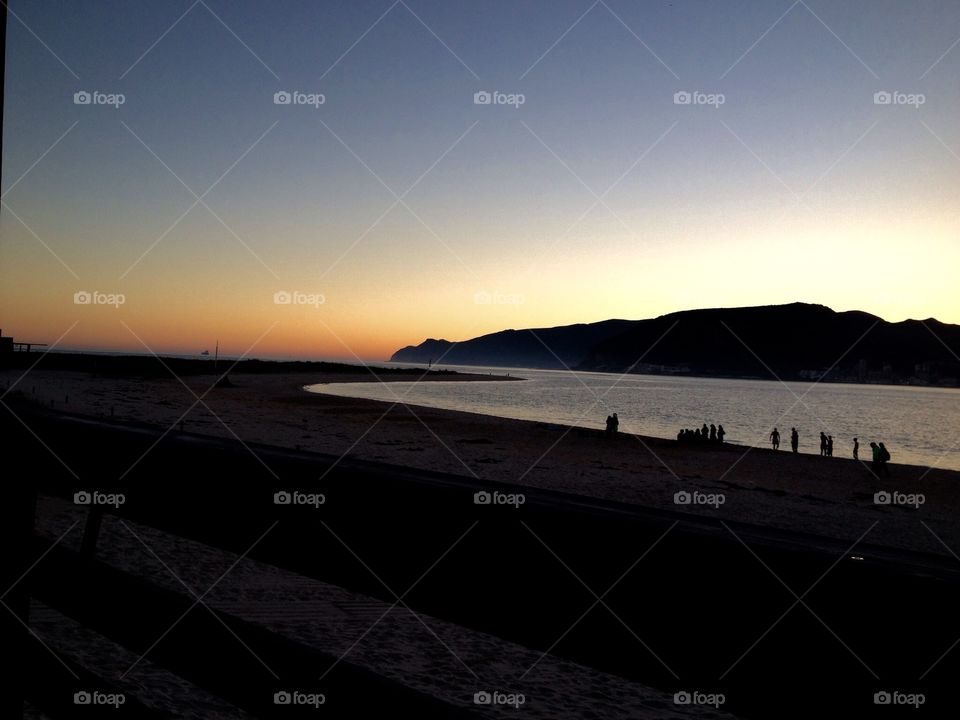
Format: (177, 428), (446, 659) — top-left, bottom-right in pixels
(827, 435), (834, 457)
(791, 428), (799, 453)
(710, 424), (717, 442)
(853, 437), (859, 461)
(770, 427), (780, 450)
(717, 424), (725, 444)
(819, 432), (828, 456)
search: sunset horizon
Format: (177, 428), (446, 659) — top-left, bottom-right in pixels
(4, 1), (960, 362)
(4, 3), (960, 718)
(9, 298), (959, 363)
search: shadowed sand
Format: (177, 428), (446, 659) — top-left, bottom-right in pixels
(32, 496), (738, 720)
(6, 368), (960, 556)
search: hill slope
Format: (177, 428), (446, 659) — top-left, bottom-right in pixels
(390, 319), (639, 369)
(391, 303), (960, 384)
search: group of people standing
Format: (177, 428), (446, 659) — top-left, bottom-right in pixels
(768, 427), (804, 452)
(605, 414), (893, 478)
(818, 431), (834, 456)
(768, 428), (893, 475)
(678, 422), (725, 444)
(770, 427), (838, 455)
(870, 441), (892, 476)
(604, 413), (619, 436)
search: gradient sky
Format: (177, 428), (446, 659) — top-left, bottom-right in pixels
(3, 0), (959, 361)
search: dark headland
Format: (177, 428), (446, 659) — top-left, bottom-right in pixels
(391, 302), (960, 385)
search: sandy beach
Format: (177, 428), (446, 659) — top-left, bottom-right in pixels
(8, 365), (960, 718)
(5, 367), (959, 557)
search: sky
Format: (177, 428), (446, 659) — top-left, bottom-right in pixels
(2, 0), (959, 361)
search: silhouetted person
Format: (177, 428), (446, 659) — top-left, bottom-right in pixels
(790, 428), (799, 453)
(605, 413), (619, 436)
(770, 427), (780, 450)
(677, 429), (684, 442)
(717, 424), (725, 444)
(853, 437), (859, 461)
(827, 435), (834, 457)
(819, 432), (828, 457)
(870, 442), (881, 477)
(879, 442), (891, 476)
(701, 423), (709, 438)
(710, 424), (717, 442)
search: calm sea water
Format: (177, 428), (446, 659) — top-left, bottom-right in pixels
(306, 365), (960, 471)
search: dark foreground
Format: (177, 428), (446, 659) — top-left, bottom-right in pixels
(4, 400), (959, 718)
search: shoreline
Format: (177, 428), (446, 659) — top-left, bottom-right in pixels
(4, 367), (960, 557)
(306, 381), (955, 473)
(393, 360), (960, 390)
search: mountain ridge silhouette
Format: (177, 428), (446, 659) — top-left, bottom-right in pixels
(390, 302), (960, 384)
